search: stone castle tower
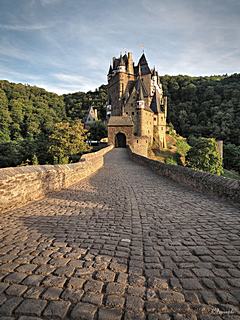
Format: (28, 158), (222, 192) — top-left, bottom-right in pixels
(107, 52), (167, 155)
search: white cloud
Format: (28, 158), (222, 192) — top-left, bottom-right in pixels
(0, 23), (54, 31)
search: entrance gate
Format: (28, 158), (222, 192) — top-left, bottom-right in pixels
(115, 132), (126, 147)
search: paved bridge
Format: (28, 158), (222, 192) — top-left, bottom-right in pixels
(0, 149), (240, 319)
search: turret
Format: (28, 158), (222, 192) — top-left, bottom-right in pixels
(136, 77), (145, 137)
(137, 82), (145, 109)
(127, 52), (134, 74)
(117, 54), (126, 73)
(152, 67), (158, 83)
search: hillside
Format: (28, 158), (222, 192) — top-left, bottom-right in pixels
(0, 74), (240, 172)
(161, 73), (240, 146)
(0, 80), (107, 167)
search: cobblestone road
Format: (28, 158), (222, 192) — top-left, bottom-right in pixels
(0, 148), (240, 320)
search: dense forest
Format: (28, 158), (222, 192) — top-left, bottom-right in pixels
(0, 81), (107, 167)
(160, 74), (240, 173)
(63, 85), (107, 121)
(161, 73), (240, 146)
(0, 74), (239, 172)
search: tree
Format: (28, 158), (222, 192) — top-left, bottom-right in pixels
(49, 120), (89, 164)
(0, 89), (11, 142)
(186, 137), (223, 175)
(223, 143), (240, 173)
(88, 121), (107, 141)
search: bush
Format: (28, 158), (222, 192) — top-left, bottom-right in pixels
(186, 137), (223, 175)
(165, 156), (178, 165)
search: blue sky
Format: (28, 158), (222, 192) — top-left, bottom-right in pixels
(0, 0), (239, 94)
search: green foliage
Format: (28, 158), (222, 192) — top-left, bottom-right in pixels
(64, 85), (107, 121)
(223, 143), (240, 173)
(49, 120), (89, 164)
(165, 156), (178, 165)
(0, 80), (108, 168)
(0, 80), (67, 167)
(161, 74), (240, 146)
(88, 121), (107, 141)
(0, 141), (23, 167)
(31, 154), (39, 165)
(186, 137), (223, 175)
(223, 169), (240, 180)
(0, 89), (11, 142)
(176, 138), (191, 157)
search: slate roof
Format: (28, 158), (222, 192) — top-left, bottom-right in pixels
(138, 53), (151, 75)
(108, 65), (113, 74)
(150, 90), (163, 113)
(135, 78), (148, 97)
(108, 116), (133, 127)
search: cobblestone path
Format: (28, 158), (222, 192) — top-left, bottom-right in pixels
(0, 148), (240, 320)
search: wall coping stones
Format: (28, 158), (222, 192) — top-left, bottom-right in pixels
(128, 146), (240, 204)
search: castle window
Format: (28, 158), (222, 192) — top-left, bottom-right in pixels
(132, 112), (134, 115)
(137, 140), (138, 143)
(154, 117), (156, 121)
(126, 112), (128, 114)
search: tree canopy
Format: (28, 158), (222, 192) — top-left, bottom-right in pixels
(186, 137), (223, 176)
(160, 74), (240, 146)
(49, 120), (89, 164)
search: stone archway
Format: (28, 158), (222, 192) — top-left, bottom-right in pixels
(115, 132), (126, 148)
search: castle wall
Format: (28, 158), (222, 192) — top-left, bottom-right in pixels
(131, 137), (149, 157)
(108, 126), (133, 146)
(153, 112), (167, 148)
(140, 109), (154, 143)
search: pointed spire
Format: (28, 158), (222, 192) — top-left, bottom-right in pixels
(138, 53), (151, 75)
(108, 64), (113, 75)
(138, 53), (148, 66)
(152, 66), (157, 77)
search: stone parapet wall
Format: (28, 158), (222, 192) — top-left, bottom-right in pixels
(0, 145), (113, 213)
(128, 146), (240, 204)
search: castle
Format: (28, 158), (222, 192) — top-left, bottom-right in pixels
(107, 52), (167, 155)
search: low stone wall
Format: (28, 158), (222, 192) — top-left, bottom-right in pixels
(0, 145), (113, 213)
(128, 146), (240, 204)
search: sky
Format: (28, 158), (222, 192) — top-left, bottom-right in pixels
(0, 0), (239, 94)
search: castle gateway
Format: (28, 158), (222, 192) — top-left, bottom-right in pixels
(107, 52), (167, 156)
